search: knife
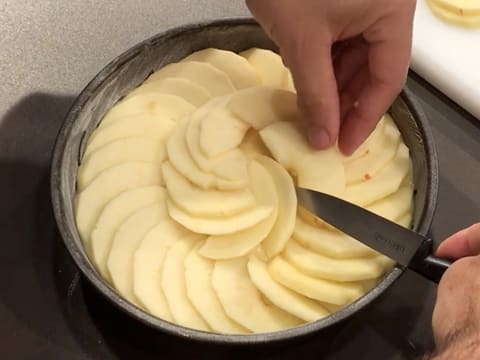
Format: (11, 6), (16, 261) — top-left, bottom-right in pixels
(296, 188), (451, 283)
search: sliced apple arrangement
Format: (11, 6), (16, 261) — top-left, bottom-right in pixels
(74, 48), (414, 334)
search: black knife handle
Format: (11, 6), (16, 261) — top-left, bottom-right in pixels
(408, 238), (452, 283)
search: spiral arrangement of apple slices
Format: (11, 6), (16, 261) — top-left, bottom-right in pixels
(74, 48), (414, 334)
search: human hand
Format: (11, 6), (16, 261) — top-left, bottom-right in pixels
(426, 223), (480, 359)
(246, 0), (416, 155)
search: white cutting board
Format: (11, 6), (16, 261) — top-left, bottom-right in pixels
(411, 0), (480, 119)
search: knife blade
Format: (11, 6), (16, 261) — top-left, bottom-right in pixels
(296, 187), (451, 283)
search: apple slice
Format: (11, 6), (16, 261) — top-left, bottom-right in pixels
(247, 255), (329, 322)
(161, 234), (210, 331)
(133, 219), (189, 321)
(198, 97), (250, 158)
(255, 155), (297, 258)
(145, 61), (235, 96)
(89, 186), (166, 279)
(228, 87), (299, 130)
(78, 137), (166, 190)
(84, 113), (175, 157)
(260, 121), (345, 196)
(167, 200), (272, 235)
(344, 115), (386, 164)
(397, 213), (413, 228)
(107, 202), (168, 304)
(100, 93), (195, 127)
(342, 143), (411, 206)
(212, 257), (302, 332)
(239, 129), (271, 157)
(75, 162), (164, 242)
(182, 48), (261, 89)
(283, 241), (387, 282)
(293, 215), (377, 258)
(184, 246), (249, 333)
(166, 118), (245, 190)
(240, 48), (291, 90)
(185, 114), (248, 182)
(127, 77), (211, 106)
(268, 257), (364, 305)
(344, 115), (401, 184)
(198, 159), (278, 259)
(366, 185), (413, 222)
(162, 161), (255, 217)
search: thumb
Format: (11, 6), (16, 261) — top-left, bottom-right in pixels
(436, 223), (480, 260)
(284, 41), (340, 149)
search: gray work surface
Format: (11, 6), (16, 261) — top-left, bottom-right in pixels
(1, 1), (479, 359)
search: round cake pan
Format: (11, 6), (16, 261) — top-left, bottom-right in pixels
(50, 18), (438, 345)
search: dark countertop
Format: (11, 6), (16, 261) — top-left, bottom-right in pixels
(1, 2), (479, 359)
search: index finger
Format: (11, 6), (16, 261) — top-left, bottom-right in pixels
(437, 223), (480, 259)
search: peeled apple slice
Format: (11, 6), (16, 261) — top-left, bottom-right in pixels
(127, 77), (211, 106)
(427, 0), (480, 27)
(84, 114), (175, 157)
(78, 137), (166, 190)
(342, 143), (411, 206)
(260, 121), (345, 196)
(100, 93), (196, 127)
(162, 161), (255, 217)
(429, 0), (480, 15)
(198, 97), (250, 158)
(167, 199), (273, 235)
(228, 87), (299, 130)
(239, 129), (271, 157)
(366, 186), (413, 222)
(268, 257), (364, 305)
(145, 61), (236, 97)
(198, 160), (278, 259)
(212, 257), (302, 332)
(255, 155), (297, 258)
(293, 215), (377, 258)
(182, 48), (261, 89)
(240, 48), (291, 90)
(397, 213), (413, 228)
(344, 116), (401, 184)
(133, 219), (189, 321)
(247, 255), (329, 322)
(89, 186), (166, 278)
(75, 162), (164, 242)
(184, 246), (249, 333)
(344, 116), (386, 164)
(161, 235), (210, 331)
(107, 202), (168, 304)
(166, 118), (245, 190)
(185, 114), (248, 182)
(283, 241), (386, 282)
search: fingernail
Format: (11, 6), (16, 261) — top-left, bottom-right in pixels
(307, 127), (331, 149)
